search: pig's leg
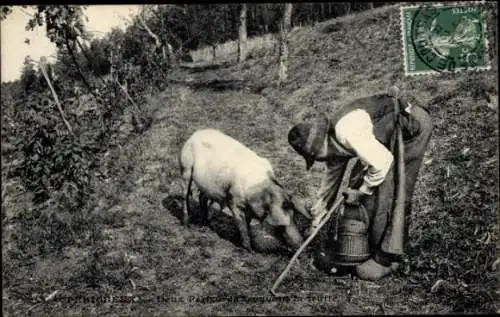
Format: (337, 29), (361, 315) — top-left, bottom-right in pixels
(230, 200), (253, 252)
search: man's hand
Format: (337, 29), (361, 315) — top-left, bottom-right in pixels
(342, 187), (367, 206)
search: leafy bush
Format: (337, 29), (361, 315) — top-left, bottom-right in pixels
(21, 128), (92, 205)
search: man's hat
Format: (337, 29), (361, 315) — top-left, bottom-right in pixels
(288, 113), (330, 171)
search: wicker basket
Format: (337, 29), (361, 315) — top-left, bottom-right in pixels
(331, 204), (371, 266)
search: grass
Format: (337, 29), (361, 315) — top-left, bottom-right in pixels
(2, 4), (499, 316)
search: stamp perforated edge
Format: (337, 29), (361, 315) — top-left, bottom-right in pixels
(399, 1), (492, 77)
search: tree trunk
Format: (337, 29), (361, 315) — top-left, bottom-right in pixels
(278, 3), (293, 87)
(212, 45), (217, 61)
(308, 3), (313, 25)
(368, 3), (374, 10)
(345, 3), (352, 15)
(238, 3), (248, 62)
(262, 3), (270, 34)
(166, 43), (175, 66)
(250, 4), (254, 30)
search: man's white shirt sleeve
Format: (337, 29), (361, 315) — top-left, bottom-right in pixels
(335, 109), (394, 194)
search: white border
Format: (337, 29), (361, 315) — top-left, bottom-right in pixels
(399, 1), (492, 77)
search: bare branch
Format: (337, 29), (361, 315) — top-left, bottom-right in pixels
(39, 56), (74, 137)
(137, 9), (174, 64)
(138, 13), (162, 51)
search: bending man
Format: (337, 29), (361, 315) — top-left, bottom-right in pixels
(287, 89), (433, 281)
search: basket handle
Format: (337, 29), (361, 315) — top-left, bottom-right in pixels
(358, 203), (370, 224)
(339, 202), (370, 224)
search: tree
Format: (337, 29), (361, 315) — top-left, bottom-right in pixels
(158, 4), (199, 56)
(87, 38), (112, 76)
(183, 4), (231, 61)
(25, 6), (97, 94)
(260, 3), (272, 33)
(20, 56), (40, 94)
(238, 4), (248, 62)
(204, 4), (231, 61)
(137, 5), (175, 67)
(278, 3), (293, 87)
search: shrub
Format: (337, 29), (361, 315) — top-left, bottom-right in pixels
(21, 128), (92, 205)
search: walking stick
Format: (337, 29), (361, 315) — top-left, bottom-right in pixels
(270, 196), (345, 296)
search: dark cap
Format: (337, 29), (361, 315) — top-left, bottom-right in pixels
(288, 113), (329, 171)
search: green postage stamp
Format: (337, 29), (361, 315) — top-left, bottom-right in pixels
(400, 2), (491, 76)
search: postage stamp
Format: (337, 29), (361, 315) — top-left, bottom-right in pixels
(400, 2), (491, 76)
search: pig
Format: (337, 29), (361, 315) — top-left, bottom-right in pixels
(179, 128), (311, 252)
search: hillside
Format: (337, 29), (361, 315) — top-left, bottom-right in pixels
(2, 5), (498, 315)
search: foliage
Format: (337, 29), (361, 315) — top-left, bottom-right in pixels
(20, 57), (42, 93)
(2, 4), (165, 260)
(26, 5), (88, 47)
(86, 38), (112, 76)
(0, 5), (13, 20)
(195, 4), (233, 48)
(21, 126), (92, 205)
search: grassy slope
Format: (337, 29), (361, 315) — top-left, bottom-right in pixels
(3, 5), (498, 316)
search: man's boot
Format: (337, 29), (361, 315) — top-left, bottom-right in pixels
(355, 251), (400, 281)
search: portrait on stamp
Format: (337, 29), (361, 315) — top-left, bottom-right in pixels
(401, 2), (491, 76)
